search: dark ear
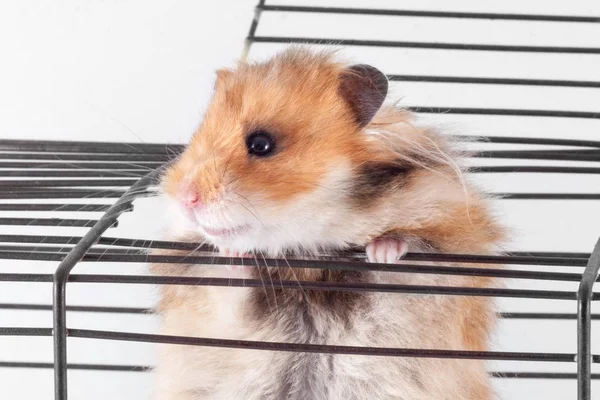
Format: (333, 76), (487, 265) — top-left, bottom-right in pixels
(338, 64), (388, 128)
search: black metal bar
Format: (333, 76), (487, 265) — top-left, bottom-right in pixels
(0, 204), (120, 212)
(0, 250), (588, 267)
(407, 106), (600, 119)
(0, 170), (147, 178)
(0, 189), (153, 200)
(491, 373), (600, 379)
(249, 0), (267, 38)
(0, 162), (162, 169)
(499, 193), (600, 200)
(501, 312), (600, 320)
(0, 179), (139, 188)
(0, 362), (148, 372)
(476, 150), (600, 162)
(471, 166), (600, 174)
(457, 135), (600, 148)
(577, 237), (600, 400)
(67, 274), (580, 300)
(1, 361), (596, 379)
(69, 328), (592, 362)
(0, 234), (591, 263)
(0, 139), (183, 155)
(0, 240), (589, 266)
(52, 171), (159, 400)
(0, 327), (53, 336)
(0, 247), (589, 281)
(388, 74), (600, 88)
(252, 36), (600, 55)
(2, 303), (597, 320)
(0, 246), (138, 254)
(0, 153), (171, 162)
(259, 5), (600, 23)
(0, 273), (54, 282)
(0, 303), (149, 314)
(0, 218), (117, 228)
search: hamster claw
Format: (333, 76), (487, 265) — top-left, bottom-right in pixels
(366, 238), (408, 264)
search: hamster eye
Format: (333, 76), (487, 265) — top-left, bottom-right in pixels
(246, 131), (275, 157)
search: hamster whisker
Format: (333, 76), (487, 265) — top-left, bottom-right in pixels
(229, 196), (265, 228)
(281, 253), (308, 302)
(260, 250), (279, 313)
(252, 252), (273, 312)
(220, 153), (235, 182)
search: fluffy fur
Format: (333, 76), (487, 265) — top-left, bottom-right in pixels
(152, 47), (506, 400)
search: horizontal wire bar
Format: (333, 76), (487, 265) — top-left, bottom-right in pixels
(500, 312), (600, 320)
(0, 235), (589, 265)
(0, 361), (594, 379)
(0, 362), (148, 372)
(0, 179), (139, 188)
(406, 106), (600, 119)
(69, 328), (594, 362)
(67, 274), (583, 300)
(459, 135), (600, 148)
(388, 74), (600, 88)
(490, 372), (600, 379)
(0, 249), (589, 267)
(0, 271), (593, 301)
(498, 193), (600, 200)
(0, 218), (118, 228)
(0, 140), (183, 155)
(471, 166), (600, 174)
(0, 189), (154, 199)
(260, 5), (600, 23)
(252, 36), (600, 55)
(1, 303), (597, 320)
(0, 162), (162, 169)
(0, 274), (53, 282)
(0, 152), (171, 162)
(0, 247), (589, 281)
(0, 246), (140, 254)
(0, 204), (116, 212)
(0, 170), (147, 178)
(476, 150), (600, 162)
(0, 303), (150, 314)
(0, 327), (53, 336)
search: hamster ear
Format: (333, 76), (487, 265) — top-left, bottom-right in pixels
(338, 64), (388, 128)
(214, 68), (234, 89)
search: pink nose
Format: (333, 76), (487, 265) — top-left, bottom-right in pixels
(178, 182), (202, 209)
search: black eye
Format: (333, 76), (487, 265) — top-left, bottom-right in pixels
(246, 131), (275, 157)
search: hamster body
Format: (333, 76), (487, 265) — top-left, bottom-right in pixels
(151, 48), (505, 400)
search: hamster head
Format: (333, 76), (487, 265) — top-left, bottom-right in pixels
(162, 48), (458, 255)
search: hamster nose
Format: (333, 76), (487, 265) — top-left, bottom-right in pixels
(178, 182), (202, 210)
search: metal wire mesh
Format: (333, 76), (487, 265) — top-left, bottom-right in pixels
(1, 1), (599, 399)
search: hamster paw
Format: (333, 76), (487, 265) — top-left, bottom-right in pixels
(219, 249), (251, 275)
(366, 238), (408, 264)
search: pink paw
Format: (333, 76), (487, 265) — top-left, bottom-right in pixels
(219, 249), (251, 274)
(366, 238), (408, 264)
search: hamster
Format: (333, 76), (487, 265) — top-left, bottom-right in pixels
(151, 47), (506, 400)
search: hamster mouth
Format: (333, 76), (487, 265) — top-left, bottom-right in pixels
(200, 224), (251, 238)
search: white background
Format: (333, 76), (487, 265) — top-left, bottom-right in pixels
(0, 0), (599, 399)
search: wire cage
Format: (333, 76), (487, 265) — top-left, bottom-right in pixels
(1, 1), (600, 399)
